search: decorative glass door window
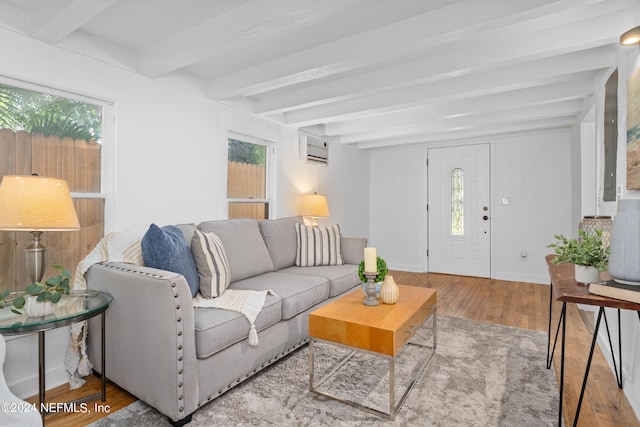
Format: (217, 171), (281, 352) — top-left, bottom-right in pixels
(451, 168), (464, 235)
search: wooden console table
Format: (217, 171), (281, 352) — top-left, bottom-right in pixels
(546, 255), (640, 427)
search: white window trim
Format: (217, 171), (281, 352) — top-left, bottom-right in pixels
(0, 75), (115, 231)
(227, 131), (275, 219)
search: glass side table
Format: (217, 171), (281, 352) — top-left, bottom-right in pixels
(0, 290), (112, 423)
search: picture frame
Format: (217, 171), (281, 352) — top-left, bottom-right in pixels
(626, 67), (640, 190)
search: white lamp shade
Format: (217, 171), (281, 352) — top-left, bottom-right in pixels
(301, 193), (330, 218)
(0, 175), (80, 231)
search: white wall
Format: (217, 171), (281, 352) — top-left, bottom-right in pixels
(594, 46), (640, 420)
(318, 141), (370, 238)
(369, 146), (427, 272)
(0, 28), (369, 397)
(368, 133), (574, 283)
(493, 132), (574, 284)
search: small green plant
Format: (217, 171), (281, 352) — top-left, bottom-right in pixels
(358, 256), (389, 283)
(0, 264), (71, 314)
(548, 229), (609, 271)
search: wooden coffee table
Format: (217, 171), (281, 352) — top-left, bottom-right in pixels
(308, 284), (437, 419)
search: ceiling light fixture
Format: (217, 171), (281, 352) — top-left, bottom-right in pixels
(621, 26), (640, 45)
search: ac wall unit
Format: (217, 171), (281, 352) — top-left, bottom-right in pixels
(299, 135), (329, 166)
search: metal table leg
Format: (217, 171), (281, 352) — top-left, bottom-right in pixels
(602, 309), (623, 389)
(548, 301), (565, 370)
(559, 301), (566, 427)
(38, 330), (45, 423)
(547, 281), (553, 367)
(573, 307), (604, 426)
(101, 312), (106, 401)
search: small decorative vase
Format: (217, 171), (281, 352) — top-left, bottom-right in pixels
(608, 199), (640, 285)
(579, 216), (613, 247)
(574, 265), (600, 284)
(23, 295), (55, 317)
(380, 275), (399, 304)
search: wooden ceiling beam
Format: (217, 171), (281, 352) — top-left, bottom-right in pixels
(282, 47), (614, 127)
(323, 79), (592, 136)
(340, 99), (583, 144)
(31, 0), (117, 43)
(205, 0), (564, 99)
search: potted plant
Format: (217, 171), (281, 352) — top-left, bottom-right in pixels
(358, 256), (388, 296)
(548, 229), (609, 283)
(0, 264), (71, 316)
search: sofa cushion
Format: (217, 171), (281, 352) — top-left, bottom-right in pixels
(193, 294), (282, 358)
(340, 236), (367, 265)
(258, 216), (304, 270)
(280, 265), (359, 297)
(141, 224), (199, 297)
(295, 223), (343, 267)
(191, 229), (231, 298)
(198, 219), (274, 283)
(175, 223), (197, 246)
(230, 272), (329, 320)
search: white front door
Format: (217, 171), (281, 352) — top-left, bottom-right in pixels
(428, 144), (491, 277)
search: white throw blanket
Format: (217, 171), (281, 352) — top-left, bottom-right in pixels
(193, 289), (275, 346)
(65, 227), (146, 389)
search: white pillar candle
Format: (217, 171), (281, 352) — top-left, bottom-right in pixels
(364, 247), (377, 273)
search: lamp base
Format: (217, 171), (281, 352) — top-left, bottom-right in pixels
(24, 231), (46, 283)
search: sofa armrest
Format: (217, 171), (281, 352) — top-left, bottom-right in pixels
(85, 262), (198, 423)
(341, 236), (367, 265)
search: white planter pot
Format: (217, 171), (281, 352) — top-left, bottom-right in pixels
(23, 295), (55, 317)
(574, 265), (600, 284)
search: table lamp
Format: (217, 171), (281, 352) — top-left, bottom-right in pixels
(301, 193), (329, 227)
(0, 175), (80, 283)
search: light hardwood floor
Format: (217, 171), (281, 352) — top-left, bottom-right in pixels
(25, 271), (640, 426)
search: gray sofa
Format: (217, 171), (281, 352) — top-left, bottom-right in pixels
(85, 216), (365, 425)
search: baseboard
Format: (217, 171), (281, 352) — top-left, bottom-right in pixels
(387, 263), (426, 273)
(4, 327), (71, 399)
(493, 272), (550, 285)
(386, 267), (550, 284)
(9, 364), (69, 399)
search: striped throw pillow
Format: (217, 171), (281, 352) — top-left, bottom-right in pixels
(295, 223), (343, 267)
(191, 229), (231, 298)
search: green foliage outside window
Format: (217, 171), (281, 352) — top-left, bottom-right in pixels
(0, 84), (101, 141)
(228, 138), (266, 165)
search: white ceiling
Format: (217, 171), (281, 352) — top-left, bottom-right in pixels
(0, 0), (637, 149)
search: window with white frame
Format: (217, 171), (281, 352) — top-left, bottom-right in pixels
(0, 79), (110, 290)
(227, 135), (272, 219)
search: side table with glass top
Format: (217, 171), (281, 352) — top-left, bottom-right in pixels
(0, 290), (112, 423)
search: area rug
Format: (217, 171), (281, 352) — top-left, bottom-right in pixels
(88, 316), (558, 426)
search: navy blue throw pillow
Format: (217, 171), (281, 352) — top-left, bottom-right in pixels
(141, 223), (199, 297)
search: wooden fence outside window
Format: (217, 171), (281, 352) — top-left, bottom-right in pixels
(0, 128), (103, 292)
(227, 160), (268, 220)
